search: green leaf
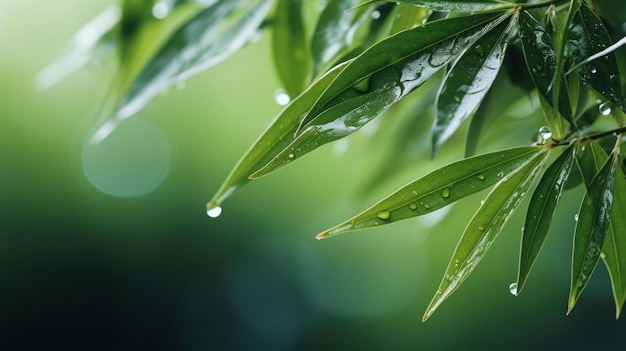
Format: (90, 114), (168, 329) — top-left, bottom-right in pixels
(301, 11), (512, 130)
(518, 10), (572, 139)
(310, 0), (361, 76)
(92, 0), (273, 143)
(387, 3), (430, 35)
(206, 60), (351, 213)
(568, 140), (618, 314)
(568, 4), (626, 112)
(423, 147), (548, 321)
(369, 0), (511, 12)
(575, 139), (626, 318)
(433, 13), (517, 153)
(318, 146), (546, 239)
(516, 144), (576, 295)
(273, 0), (311, 97)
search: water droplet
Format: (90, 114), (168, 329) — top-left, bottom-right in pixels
(441, 188), (450, 198)
(497, 172), (505, 178)
(274, 89), (290, 106)
(477, 225), (485, 231)
(371, 10), (381, 20)
(409, 203), (418, 210)
(599, 102), (612, 116)
(477, 174), (485, 181)
(590, 66), (597, 74)
(152, 2), (170, 19)
(600, 251), (607, 259)
(574, 213), (579, 222)
(377, 210), (391, 220)
(288, 153), (295, 159)
(474, 44), (485, 56)
(176, 81), (186, 90)
(509, 282), (518, 295)
(453, 95), (461, 103)
(538, 126), (552, 143)
(424, 203), (431, 209)
(207, 206), (222, 218)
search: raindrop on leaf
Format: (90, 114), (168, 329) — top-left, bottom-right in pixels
(599, 102), (612, 116)
(377, 210), (391, 220)
(207, 206), (223, 218)
(509, 282), (518, 295)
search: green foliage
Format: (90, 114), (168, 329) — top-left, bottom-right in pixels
(46, 0), (626, 320)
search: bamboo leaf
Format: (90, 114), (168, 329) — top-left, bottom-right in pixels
(568, 4), (625, 112)
(273, 0), (311, 97)
(300, 11), (512, 130)
(516, 144), (576, 294)
(423, 147), (548, 321)
(92, 0), (273, 143)
(433, 13), (517, 153)
(518, 10), (572, 139)
(568, 140), (618, 314)
(367, 0), (510, 12)
(206, 60), (351, 214)
(318, 146), (545, 239)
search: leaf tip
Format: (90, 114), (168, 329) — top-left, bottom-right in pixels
(315, 232), (329, 240)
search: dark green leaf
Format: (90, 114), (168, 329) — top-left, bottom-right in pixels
(301, 11), (511, 130)
(371, 0), (511, 12)
(388, 3), (430, 34)
(206, 60), (351, 213)
(516, 144), (576, 294)
(423, 147), (548, 321)
(318, 146), (545, 239)
(92, 0), (274, 143)
(433, 13), (517, 153)
(518, 10), (572, 139)
(568, 4), (625, 112)
(273, 0), (311, 97)
(311, 0), (361, 75)
(569, 140), (618, 314)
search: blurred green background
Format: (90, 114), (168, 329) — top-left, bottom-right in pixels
(1, 1), (625, 350)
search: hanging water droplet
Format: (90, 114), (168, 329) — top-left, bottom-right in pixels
(538, 126), (552, 143)
(574, 213), (579, 222)
(377, 210), (391, 220)
(207, 206), (222, 218)
(274, 89), (290, 106)
(441, 188), (450, 198)
(152, 2), (170, 19)
(509, 282), (518, 295)
(409, 203), (418, 210)
(599, 102), (612, 116)
(477, 174), (485, 181)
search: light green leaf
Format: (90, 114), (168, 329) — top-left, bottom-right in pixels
(423, 147), (548, 321)
(518, 10), (572, 140)
(206, 60), (351, 213)
(92, 0), (273, 143)
(568, 4), (625, 113)
(387, 3), (430, 34)
(301, 11), (512, 131)
(433, 13), (517, 153)
(568, 140), (618, 314)
(366, 0), (511, 12)
(516, 144), (575, 295)
(318, 146), (546, 239)
(273, 0), (311, 97)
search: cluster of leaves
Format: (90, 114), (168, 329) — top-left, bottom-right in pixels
(46, 0), (626, 320)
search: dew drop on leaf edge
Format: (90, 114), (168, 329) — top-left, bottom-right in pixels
(509, 282), (518, 295)
(207, 206), (222, 218)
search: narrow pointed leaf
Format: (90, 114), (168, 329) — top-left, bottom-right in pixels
(273, 0), (310, 97)
(369, 0), (511, 12)
(516, 144), (576, 294)
(568, 4), (625, 112)
(310, 0), (360, 75)
(388, 4), (430, 34)
(518, 10), (572, 139)
(318, 146), (545, 239)
(423, 148), (548, 321)
(92, 0), (273, 143)
(575, 140), (626, 318)
(301, 11), (512, 130)
(433, 13), (517, 153)
(207, 60), (350, 211)
(568, 142), (618, 314)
